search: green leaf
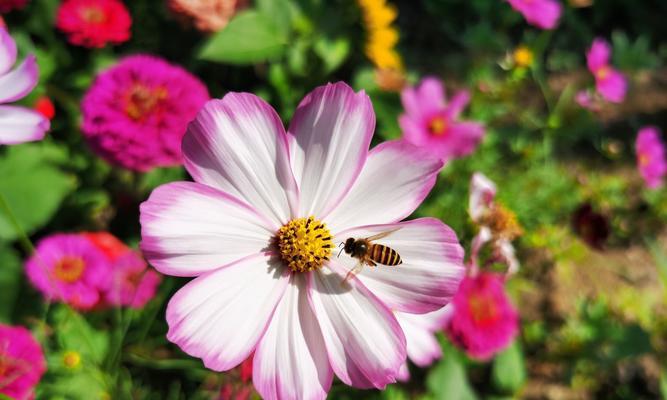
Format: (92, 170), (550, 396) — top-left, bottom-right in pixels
(0, 245), (22, 322)
(198, 11), (287, 65)
(492, 340), (526, 393)
(256, 0), (293, 36)
(314, 36), (350, 73)
(427, 351), (477, 400)
(660, 369), (667, 399)
(52, 306), (109, 366)
(0, 143), (74, 240)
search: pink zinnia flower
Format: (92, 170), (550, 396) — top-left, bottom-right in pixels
(0, 0), (28, 13)
(25, 233), (110, 310)
(140, 82), (465, 398)
(81, 55), (209, 171)
(445, 272), (518, 360)
(586, 38), (627, 103)
(399, 77), (484, 162)
(469, 172), (521, 274)
(506, 0), (562, 30)
(84, 232), (162, 308)
(0, 28), (49, 145)
(635, 126), (667, 189)
(395, 306), (452, 381)
(55, 0), (131, 48)
(0, 324), (46, 400)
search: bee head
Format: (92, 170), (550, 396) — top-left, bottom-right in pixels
(343, 238), (355, 254)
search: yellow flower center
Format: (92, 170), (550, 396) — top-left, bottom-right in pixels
(124, 84), (169, 121)
(513, 46), (534, 68)
(62, 351), (81, 369)
(595, 66), (610, 80)
(482, 204), (523, 240)
(468, 294), (499, 325)
(81, 6), (105, 24)
(277, 217), (333, 273)
(639, 153), (651, 166)
(428, 116), (448, 136)
(54, 256), (86, 283)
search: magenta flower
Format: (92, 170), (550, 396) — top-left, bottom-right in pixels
(395, 306), (452, 381)
(0, 324), (46, 400)
(399, 77), (484, 162)
(445, 272), (519, 360)
(507, 0), (561, 29)
(0, 28), (49, 145)
(140, 82), (465, 398)
(469, 172), (521, 275)
(586, 38), (627, 103)
(635, 126), (667, 189)
(25, 233), (110, 310)
(81, 55), (209, 171)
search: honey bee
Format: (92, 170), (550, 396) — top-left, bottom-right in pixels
(338, 229), (402, 283)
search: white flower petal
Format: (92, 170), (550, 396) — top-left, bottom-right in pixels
(253, 274), (333, 400)
(166, 253), (289, 371)
(308, 264), (406, 389)
(396, 306), (451, 367)
(326, 140), (442, 233)
(288, 82), (375, 218)
(183, 93), (298, 227)
(0, 55), (38, 103)
(0, 105), (48, 145)
(140, 182), (275, 277)
(335, 218), (464, 314)
(469, 172), (496, 222)
(0, 29), (17, 76)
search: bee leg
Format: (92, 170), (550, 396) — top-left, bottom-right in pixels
(342, 262), (365, 285)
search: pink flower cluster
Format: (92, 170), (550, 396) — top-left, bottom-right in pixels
(25, 232), (161, 311)
(0, 324), (46, 400)
(399, 77), (485, 162)
(81, 55), (209, 171)
(577, 38), (627, 108)
(56, 0), (131, 48)
(635, 126), (667, 189)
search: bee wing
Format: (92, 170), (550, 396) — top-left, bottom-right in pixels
(365, 228), (401, 242)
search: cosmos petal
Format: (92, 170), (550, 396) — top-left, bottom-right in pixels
(0, 55), (39, 103)
(0, 29), (17, 76)
(0, 106), (49, 145)
(166, 253), (289, 371)
(308, 265), (406, 389)
(253, 274), (333, 400)
(396, 306), (452, 367)
(140, 182), (275, 277)
(326, 140), (442, 233)
(288, 82), (375, 218)
(182, 93), (298, 227)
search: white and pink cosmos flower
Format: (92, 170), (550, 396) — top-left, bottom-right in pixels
(0, 28), (49, 145)
(140, 82), (465, 399)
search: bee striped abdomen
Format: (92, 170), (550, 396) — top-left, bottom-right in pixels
(370, 244), (402, 266)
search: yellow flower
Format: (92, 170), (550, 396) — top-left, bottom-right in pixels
(357, 0), (404, 72)
(62, 350), (81, 369)
(513, 46), (534, 68)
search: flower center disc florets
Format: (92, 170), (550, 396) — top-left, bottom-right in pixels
(277, 216), (333, 273)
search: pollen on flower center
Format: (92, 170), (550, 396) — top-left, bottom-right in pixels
(124, 84), (169, 121)
(80, 6), (105, 23)
(276, 216), (333, 273)
(482, 204), (523, 240)
(428, 116), (448, 136)
(53, 256), (85, 283)
(595, 66), (610, 80)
